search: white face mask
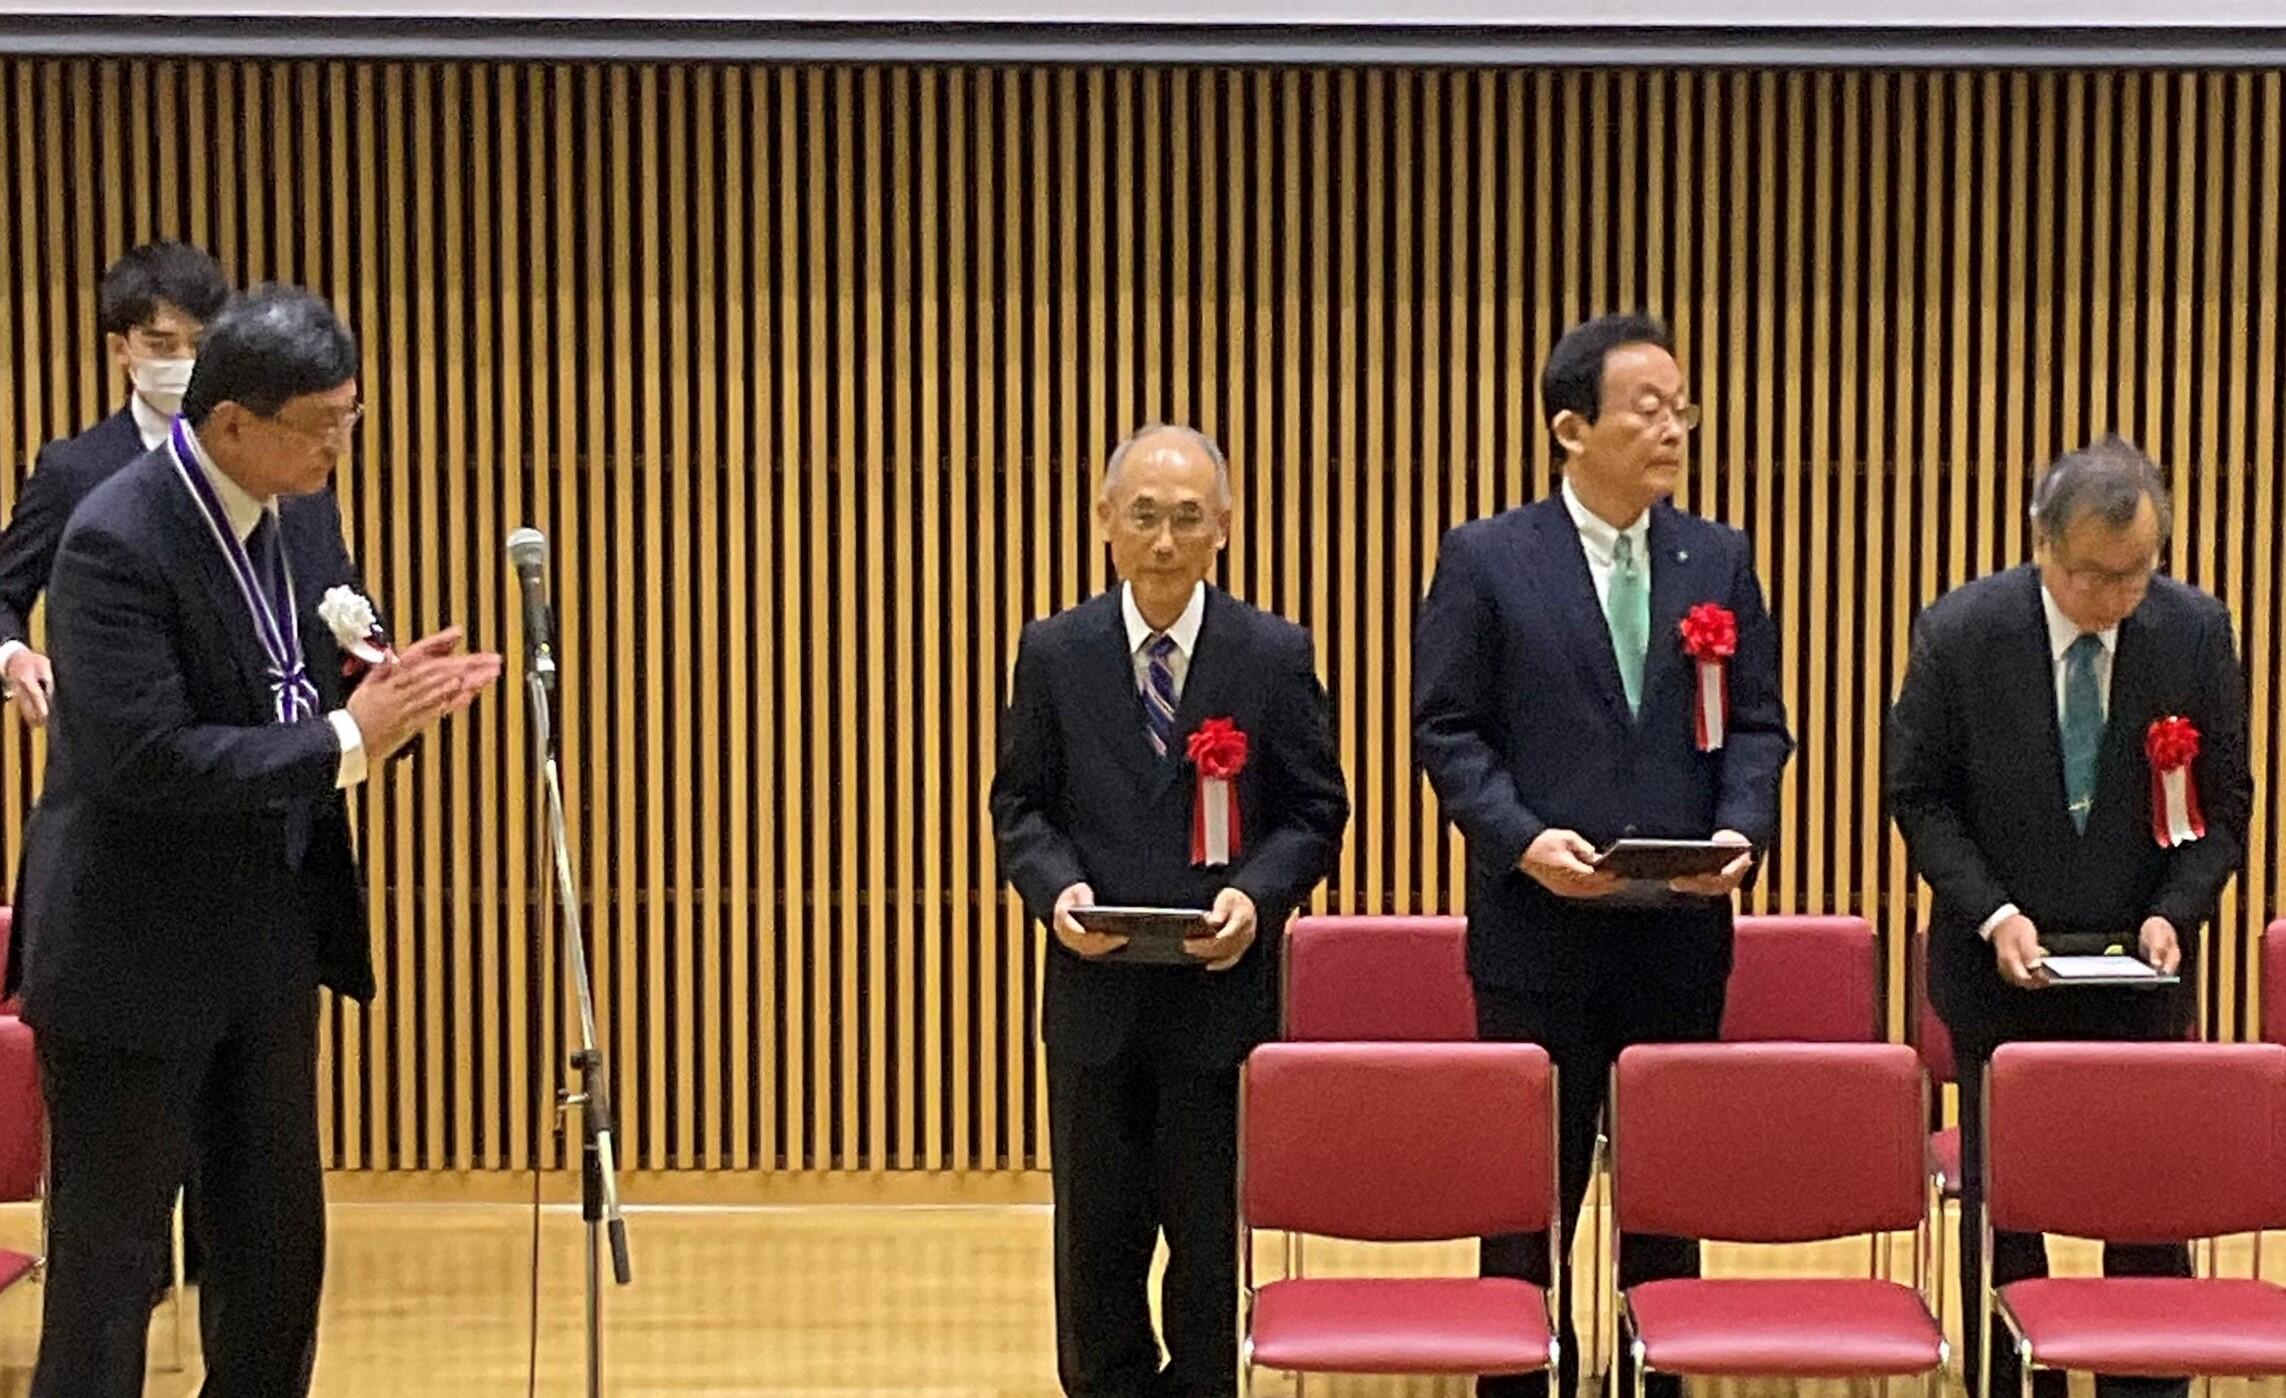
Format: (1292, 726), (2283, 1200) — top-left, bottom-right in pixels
(131, 356), (196, 416)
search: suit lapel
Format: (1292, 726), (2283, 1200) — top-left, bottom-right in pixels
(2007, 567), (2077, 836)
(1528, 500), (1630, 718)
(1089, 589), (1169, 789)
(155, 453), (284, 720)
(2093, 604), (2156, 835)
(1642, 507), (1705, 712)
(1167, 588), (1240, 792)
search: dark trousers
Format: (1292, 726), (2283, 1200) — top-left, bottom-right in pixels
(33, 992), (326, 1398)
(1048, 1037), (1241, 1398)
(1956, 1036), (2190, 1398)
(1473, 925), (1729, 1398)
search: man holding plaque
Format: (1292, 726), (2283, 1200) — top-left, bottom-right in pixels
(990, 424), (1348, 1398)
(1414, 314), (1792, 1398)
(1888, 436), (2251, 1398)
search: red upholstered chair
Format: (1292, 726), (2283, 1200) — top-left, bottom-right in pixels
(1720, 915), (1880, 1043)
(1283, 915), (1475, 1042)
(1981, 1042), (2286, 1398)
(2263, 921), (2286, 1047)
(1909, 933), (1963, 1352)
(1240, 1042), (1559, 1393)
(1610, 1042), (1946, 1398)
(0, 999), (44, 1297)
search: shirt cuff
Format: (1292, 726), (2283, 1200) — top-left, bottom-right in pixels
(329, 709), (369, 789)
(1978, 902), (2020, 942)
(0, 639), (22, 693)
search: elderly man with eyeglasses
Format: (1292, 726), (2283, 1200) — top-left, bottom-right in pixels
(1415, 313), (1795, 1398)
(991, 423), (1349, 1398)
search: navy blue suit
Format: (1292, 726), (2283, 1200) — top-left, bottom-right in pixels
(1414, 493), (1790, 1395)
(8, 446), (378, 1398)
(0, 408), (146, 651)
(992, 585), (1348, 1398)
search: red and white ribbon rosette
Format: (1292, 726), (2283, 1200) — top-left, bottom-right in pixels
(1678, 602), (1738, 751)
(2145, 714), (2206, 848)
(318, 585), (397, 678)
(1186, 717), (1249, 867)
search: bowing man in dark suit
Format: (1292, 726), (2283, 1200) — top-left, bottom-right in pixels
(1889, 436), (2250, 1398)
(1414, 314), (1792, 1398)
(0, 241), (231, 728)
(5, 286), (502, 1398)
(990, 424), (1349, 1398)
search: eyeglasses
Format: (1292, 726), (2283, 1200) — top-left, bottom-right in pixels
(264, 402), (366, 449)
(1626, 397), (1703, 431)
(2058, 559), (2156, 591)
(1123, 501), (1216, 538)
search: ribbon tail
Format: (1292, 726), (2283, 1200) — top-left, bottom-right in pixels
(1696, 660), (1727, 751)
(2158, 767), (2203, 847)
(1198, 776), (1232, 866)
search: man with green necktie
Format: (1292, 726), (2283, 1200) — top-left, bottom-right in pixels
(1415, 313), (1794, 1398)
(1889, 435), (2252, 1398)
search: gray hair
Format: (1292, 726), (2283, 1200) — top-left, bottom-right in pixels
(2031, 434), (2172, 544)
(1100, 423), (1231, 506)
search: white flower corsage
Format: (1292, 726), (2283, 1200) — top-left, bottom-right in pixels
(319, 585), (394, 671)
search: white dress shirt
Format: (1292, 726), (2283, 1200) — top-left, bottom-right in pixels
(1978, 581), (2120, 939)
(179, 424), (369, 790)
(1561, 476), (1652, 606)
(1121, 580), (1206, 706)
(131, 392), (172, 451)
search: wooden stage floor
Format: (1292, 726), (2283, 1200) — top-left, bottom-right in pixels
(0, 1196), (2277, 1396)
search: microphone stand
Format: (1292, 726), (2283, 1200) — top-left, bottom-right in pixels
(526, 646), (631, 1398)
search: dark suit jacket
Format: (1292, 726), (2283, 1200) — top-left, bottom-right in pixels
(989, 586), (1349, 1070)
(1413, 495), (1792, 991)
(4, 447), (377, 1054)
(0, 408), (146, 649)
(1887, 565), (2251, 1052)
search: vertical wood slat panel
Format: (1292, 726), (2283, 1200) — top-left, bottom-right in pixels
(0, 60), (2280, 1177)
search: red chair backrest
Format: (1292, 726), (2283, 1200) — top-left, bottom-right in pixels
(1911, 932), (1956, 1086)
(1284, 915), (1476, 1041)
(1987, 1042), (2286, 1243)
(0, 1017), (42, 1205)
(1720, 915), (1879, 1042)
(2264, 921), (2286, 1048)
(1613, 1042), (1926, 1244)
(1243, 1041), (1553, 1241)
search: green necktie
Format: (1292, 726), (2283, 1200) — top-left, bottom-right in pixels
(2062, 632), (2105, 833)
(1608, 532), (1650, 716)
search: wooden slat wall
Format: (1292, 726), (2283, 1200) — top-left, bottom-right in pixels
(0, 61), (2280, 1175)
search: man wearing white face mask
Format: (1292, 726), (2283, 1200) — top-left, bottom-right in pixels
(0, 241), (231, 728)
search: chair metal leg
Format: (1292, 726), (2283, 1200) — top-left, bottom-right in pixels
(1630, 1341), (1647, 1398)
(2017, 1347), (2033, 1398)
(162, 1189), (187, 1372)
(1588, 1134), (1607, 1381)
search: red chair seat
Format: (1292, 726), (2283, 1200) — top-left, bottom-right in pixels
(2003, 1277), (2286, 1377)
(1930, 1126), (1961, 1197)
(1250, 1276), (1553, 1375)
(0, 1249), (31, 1294)
(1629, 1278), (1945, 1377)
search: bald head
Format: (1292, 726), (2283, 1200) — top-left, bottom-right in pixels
(1095, 422), (1232, 627)
(1100, 424), (1231, 508)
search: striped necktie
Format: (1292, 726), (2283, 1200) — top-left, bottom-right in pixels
(1143, 633), (1178, 758)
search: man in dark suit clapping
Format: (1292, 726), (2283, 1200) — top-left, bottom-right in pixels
(1889, 436), (2251, 1398)
(1414, 313), (1793, 1398)
(7, 286), (501, 1397)
(991, 424), (1349, 1398)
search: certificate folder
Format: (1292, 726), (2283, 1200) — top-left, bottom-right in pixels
(1071, 906), (1213, 966)
(1589, 838), (1748, 882)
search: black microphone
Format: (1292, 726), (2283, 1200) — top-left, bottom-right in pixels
(506, 527), (557, 688)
